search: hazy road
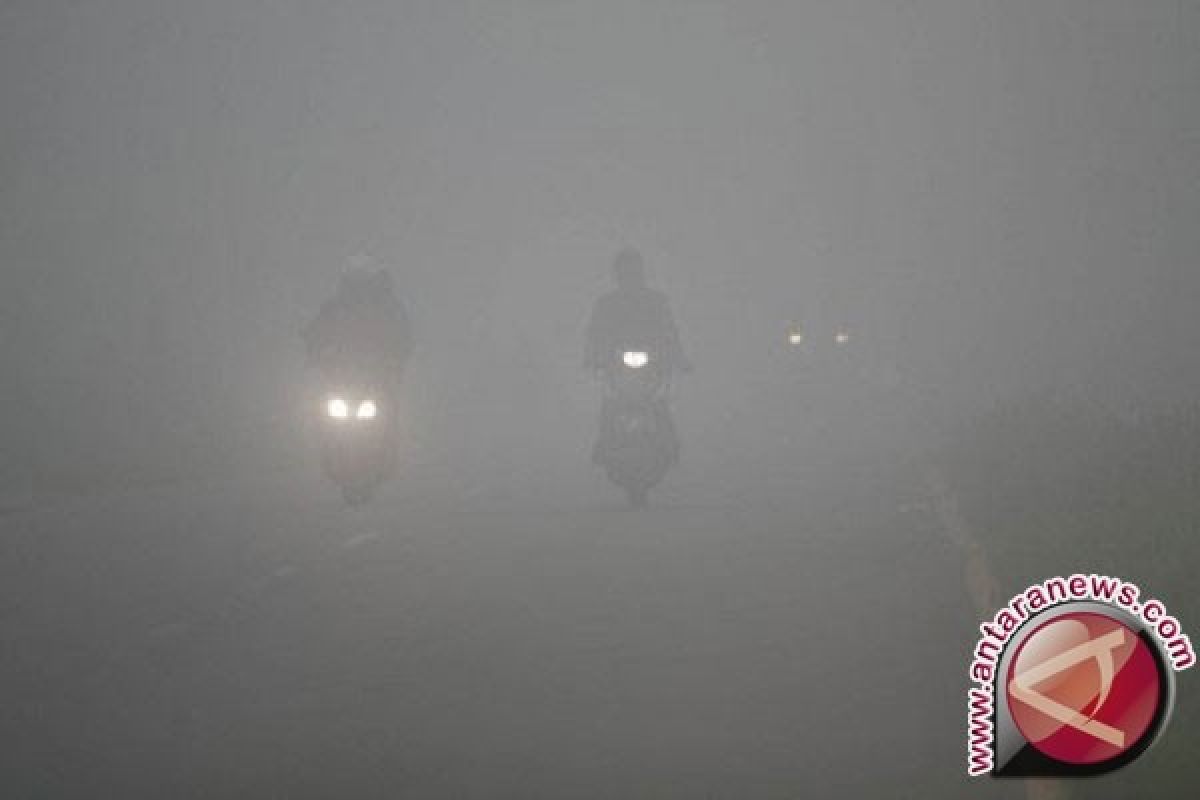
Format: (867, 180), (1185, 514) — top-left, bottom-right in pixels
(2, 452), (1015, 799)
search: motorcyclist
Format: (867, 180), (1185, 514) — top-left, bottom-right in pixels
(584, 247), (688, 465)
(302, 254), (412, 502)
(302, 253), (413, 376)
(584, 247), (689, 375)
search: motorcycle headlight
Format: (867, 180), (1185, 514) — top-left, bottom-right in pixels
(356, 399), (377, 420)
(326, 396), (349, 419)
(622, 351), (649, 369)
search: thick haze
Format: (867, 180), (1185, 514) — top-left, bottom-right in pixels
(3, 0), (1199, 486)
(3, 4), (1200, 797)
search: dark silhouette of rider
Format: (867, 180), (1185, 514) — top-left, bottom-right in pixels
(584, 247), (689, 373)
(302, 254), (413, 375)
(585, 248), (688, 466)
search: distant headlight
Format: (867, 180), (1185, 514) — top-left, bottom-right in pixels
(326, 396), (349, 419)
(788, 329), (804, 346)
(356, 399), (377, 420)
(834, 330), (851, 345)
(623, 351), (649, 369)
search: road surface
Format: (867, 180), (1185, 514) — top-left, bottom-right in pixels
(2, 448), (1017, 798)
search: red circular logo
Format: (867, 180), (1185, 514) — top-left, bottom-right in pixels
(1005, 611), (1163, 765)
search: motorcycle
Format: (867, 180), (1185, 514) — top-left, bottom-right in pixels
(594, 347), (679, 508)
(316, 360), (398, 506)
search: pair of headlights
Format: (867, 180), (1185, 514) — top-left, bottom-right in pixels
(326, 396), (377, 420)
(787, 329), (851, 346)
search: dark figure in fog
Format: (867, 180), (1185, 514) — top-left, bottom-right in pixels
(585, 248), (688, 475)
(302, 253), (413, 505)
(302, 254), (413, 375)
(584, 248), (688, 374)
